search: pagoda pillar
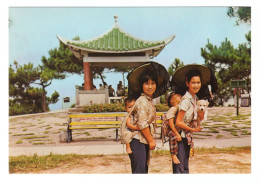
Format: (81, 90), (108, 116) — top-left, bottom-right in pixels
(83, 62), (93, 90)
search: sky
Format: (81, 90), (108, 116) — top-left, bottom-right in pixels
(9, 7), (251, 110)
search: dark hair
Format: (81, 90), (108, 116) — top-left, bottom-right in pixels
(124, 97), (136, 107)
(139, 71), (158, 92)
(186, 70), (201, 83)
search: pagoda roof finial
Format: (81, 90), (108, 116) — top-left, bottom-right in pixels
(114, 15), (118, 24)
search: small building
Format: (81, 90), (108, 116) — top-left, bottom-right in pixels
(57, 16), (175, 106)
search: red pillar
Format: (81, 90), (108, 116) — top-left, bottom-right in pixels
(83, 62), (93, 90)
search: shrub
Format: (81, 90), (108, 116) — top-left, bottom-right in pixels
(82, 104), (126, 113)
(82, 103), (168, 113)
(155, 104), (169, 112)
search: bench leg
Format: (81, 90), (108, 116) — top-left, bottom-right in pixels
(67, 128), (71, 143)
(70, 129), (72, 141)
(116, 128), (118, 142)
(67, 129), (72, 143)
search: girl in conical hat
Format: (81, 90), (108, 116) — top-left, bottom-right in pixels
(170, 64), (211, 174)
(124, 61), (169, 173)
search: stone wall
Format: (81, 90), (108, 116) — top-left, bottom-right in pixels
(76, 85), (109, 106)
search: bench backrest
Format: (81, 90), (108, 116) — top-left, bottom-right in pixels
(69, 112), (165, 125)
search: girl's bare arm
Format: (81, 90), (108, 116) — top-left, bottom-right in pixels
(175, 110), (201, 132)
(168, 118), (181, 136)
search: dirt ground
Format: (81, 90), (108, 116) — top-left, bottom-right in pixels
(9, 107), (251, 174)
(13, 149), (251, 174)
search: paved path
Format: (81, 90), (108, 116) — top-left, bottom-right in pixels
(9, 137), (251, 156)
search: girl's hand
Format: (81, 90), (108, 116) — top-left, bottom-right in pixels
(149, 139), (156, 150)
(193, 126), (202, 132)
(176, 134), (182, 141)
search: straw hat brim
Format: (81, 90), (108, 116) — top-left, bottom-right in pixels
(171, 64), (211, 88)
(127, 61), (169, 98)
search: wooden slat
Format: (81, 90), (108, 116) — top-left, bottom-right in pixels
(69, 112), (165, 118)
(156, 120), (163, 123)
(70, 120), (162, 126)
(70, 126), (120, 129)
(70, 121), (121, 126)
(69, 113), (125, 118)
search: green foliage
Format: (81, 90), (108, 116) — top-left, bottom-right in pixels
(227, 7), (251, 25)
(82, 103), (168, 113)
(168, 58), (184, 76)
(42, 37), (84, 74)
(201, 32), (251, 105)
(82, 103), (126, 113)
(9, 62), (61, 115)
(155, 104), (169, 112)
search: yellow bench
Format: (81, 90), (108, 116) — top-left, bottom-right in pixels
(66, 112), (164, 143)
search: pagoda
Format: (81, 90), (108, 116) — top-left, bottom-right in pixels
(57, 16), (175, 91)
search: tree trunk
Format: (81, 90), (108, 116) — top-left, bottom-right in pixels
(99, 72), (105, 85)
(122, 72), (125, 88)
(42, 87), (47, 112)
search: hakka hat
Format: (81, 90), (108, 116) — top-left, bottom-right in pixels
(171, 64), (211, 88)
(127, 61), (169, 98)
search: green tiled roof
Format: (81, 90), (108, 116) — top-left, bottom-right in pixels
(58, 24), (175, 52)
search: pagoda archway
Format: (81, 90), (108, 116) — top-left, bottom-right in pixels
(57, 16), (175, 106)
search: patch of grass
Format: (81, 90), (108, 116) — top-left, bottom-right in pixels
(230, 115), (249, 121)
(241, 126), (251, 129)
(84, 132), (91, 136)
(232, 124), (238, 128)
(16, 140), (23, 144)
(21, 125), (36, 128)
(193, 137), (206, 139)
(22, 135), (48, 140)
(38, 121), (46, 124)
(32, 142), (45, 145)
(29, 139), (52, 142)
(211, 116), (232, 124)
(231, 132), (239, 136)
(43, 131), (49, 134)
(213, 123), (230, 126)
(52, 131), (60, 134)
(13, 133), (34, 136)
(224, 112), (233, 117)
(222, 128), (239, 132)
(54, 123), (63, 126)
(241, 130), (251, 135)
(151, 169), (160, 173)
(193, 133), (212, 136)
(216, 134), (223, 139)
(194, 146), (250, 154)
(244, 121), (251, 125)
(22, 129), (27, 132)
(211, 125), (226, 128)
(40, 125), (50, 128)
(205, 127), (219, 133)
(9, 153), (105, 173)
(45, 127), (52, 130)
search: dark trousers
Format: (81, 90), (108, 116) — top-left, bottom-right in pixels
(128, 138), (149, 174)
(172, 138), (190, 174)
